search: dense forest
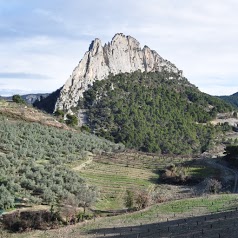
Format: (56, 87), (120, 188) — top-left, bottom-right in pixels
(0, 115), (124, 210)
(82, 71), (233, 155)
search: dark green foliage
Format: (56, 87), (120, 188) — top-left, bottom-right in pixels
(33, 88), (61, 113)
(0, 115), (124, 210)
(0, 185), (15, 210)
(66, 114), (78, 126)
(12, 95), (25, 104)
(219, 92), (238, 108)
(219, 122), (232, 132)
(124, 190), (134, 209)
(224, 145), (238, 159)
(54, 109), (65, 117)
(83, 71), (232, 155)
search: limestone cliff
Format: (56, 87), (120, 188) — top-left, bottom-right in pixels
(55, 33), (182, 111)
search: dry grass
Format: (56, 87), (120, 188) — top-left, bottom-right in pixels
(2, 194), (238, 238)
(0, 101), (69, 130)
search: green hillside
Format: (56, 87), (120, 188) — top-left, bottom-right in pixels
(82, 71), (232, 155)
(0, 101), (124, 211)
(219, 92), (238, 108)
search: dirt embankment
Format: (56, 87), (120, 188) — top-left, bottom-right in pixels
(0, 101), (70, 130)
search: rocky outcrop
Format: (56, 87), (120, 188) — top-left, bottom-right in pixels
(55, 33), (182, 111)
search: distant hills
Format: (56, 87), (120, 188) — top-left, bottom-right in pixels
(2, 93), (49, 104)
(218, 92), (238, 108)
(33, 88), (61, 113)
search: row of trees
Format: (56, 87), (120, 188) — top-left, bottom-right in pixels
(0, 115), (124, 210)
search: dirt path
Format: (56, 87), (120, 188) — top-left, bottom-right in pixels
(73, 157), (93, 171)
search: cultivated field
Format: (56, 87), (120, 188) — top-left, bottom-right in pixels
(72, 152), (223, 210)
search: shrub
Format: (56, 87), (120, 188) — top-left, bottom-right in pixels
(12, 95), (25, 104)
(0, 185), (15, 210)
(66, 114), (78, 126)
(54, 109), (65, 118)
(124, 190), (134, 209)
(204, 178), (222, 194)
(135, 190), (151, 210)
(2, 210), (62, 232)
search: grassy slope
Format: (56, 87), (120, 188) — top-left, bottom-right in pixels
(71, 152), (221, 210)
(2, 194), (238, 238)
(0, 99), (235, 238)
(0, 99), (123, 212)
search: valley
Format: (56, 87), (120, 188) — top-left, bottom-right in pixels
(1, 98), (238, 237)
(1, 33), (238, 238)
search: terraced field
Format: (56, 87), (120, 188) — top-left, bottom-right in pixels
(77, 153), (162, 210)
(74, 152), (221, 210)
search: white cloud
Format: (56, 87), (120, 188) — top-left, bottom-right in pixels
(33, 8), (64, 24)
(0, 0), (237, 96)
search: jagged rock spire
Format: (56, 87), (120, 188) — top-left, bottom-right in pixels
(55, 33), (182, 111)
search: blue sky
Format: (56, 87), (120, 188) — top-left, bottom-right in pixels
(0, 0), (237, 96)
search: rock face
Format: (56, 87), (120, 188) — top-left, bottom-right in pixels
(55, 33), (182, 111)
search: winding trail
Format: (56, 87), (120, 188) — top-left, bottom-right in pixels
(73, 157), (93, 171)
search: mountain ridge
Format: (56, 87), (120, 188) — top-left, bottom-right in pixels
(1, 93), (49, 104)
(218, 92), (238, 108)
(55, 33), (182, 111)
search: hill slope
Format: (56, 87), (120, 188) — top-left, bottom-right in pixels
(0, 100), (124, 211)
(219, 92), (238, 108)
(81, 70), (233, 155)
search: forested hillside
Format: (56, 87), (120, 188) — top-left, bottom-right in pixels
(0, 112), (124, 210)
(219, 92), (238, 108)
(82, 71), (232, 155)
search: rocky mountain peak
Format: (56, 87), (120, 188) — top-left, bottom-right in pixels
(55, 33), (182, 111)
(89, 38), (102, 56)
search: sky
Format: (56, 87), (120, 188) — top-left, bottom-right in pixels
(0, 0), (237, 96)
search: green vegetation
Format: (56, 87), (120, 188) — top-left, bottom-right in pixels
(161, 163), (220, 185)
(77, 152), (221, 210)
(2, 194), (238, 238)
(66, 114), (78, 126)
(219, 92), (238, 108)
(79, 194), (238, 233)
(0, 115), (124, 211)
(82, 71), (232, 155)
(124, 190), (134, 209)
(12, 95), (25, 104)
(54, 109), (65, 117)
(224, 145), (238, 159)
(33, 88), (61, 113)
(78, 157), (158, 210)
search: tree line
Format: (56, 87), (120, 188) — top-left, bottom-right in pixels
(0, 115), (124, 210)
